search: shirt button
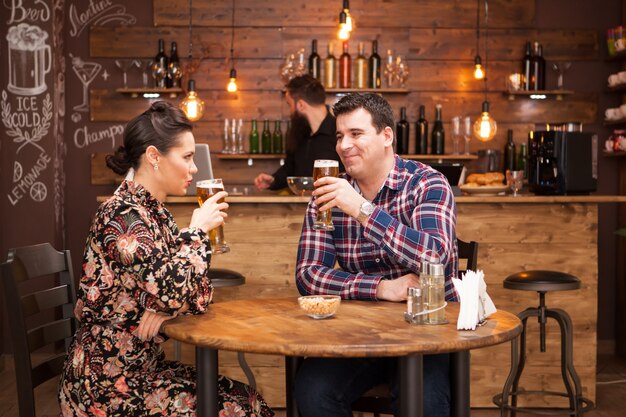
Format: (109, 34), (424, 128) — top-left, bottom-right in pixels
(375, 258), (381, 263)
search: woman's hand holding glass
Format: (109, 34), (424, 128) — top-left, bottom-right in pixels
(190, 190), (229, 234)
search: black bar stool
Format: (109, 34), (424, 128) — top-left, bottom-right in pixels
(493, 270), (593, 417)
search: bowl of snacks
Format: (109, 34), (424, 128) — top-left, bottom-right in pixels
(287, 176), (315, 196)
(297, 295), (341, 319)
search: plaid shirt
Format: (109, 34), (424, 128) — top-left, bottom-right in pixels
(296, 156), (459, 301)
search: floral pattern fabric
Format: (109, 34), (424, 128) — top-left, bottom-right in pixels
(59, 181), (273, 417)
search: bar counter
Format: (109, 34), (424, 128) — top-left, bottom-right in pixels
(99, 192), (626, 408)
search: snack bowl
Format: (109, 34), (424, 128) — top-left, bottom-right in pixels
(297, 295), (341, 319)
(287, 176), (315, 196)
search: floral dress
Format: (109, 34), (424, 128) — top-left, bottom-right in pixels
(59, 181), (274, 417)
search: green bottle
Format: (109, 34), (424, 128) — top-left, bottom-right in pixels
(272, 120), (283, 154)
(262, 119), (272, 154)
(249, 119), (259, 154)
(518, 142), (528, 179)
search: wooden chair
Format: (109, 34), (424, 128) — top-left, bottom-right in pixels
(351, 238), (479, 417)
(0, 243), (77, 417)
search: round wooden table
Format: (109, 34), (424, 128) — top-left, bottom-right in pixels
(163, 297), (522, 417)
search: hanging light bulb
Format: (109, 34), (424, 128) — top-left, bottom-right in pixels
(473, 55), (484, 80)
(473, 100), (497, 142)
(180, 79), (204, 122)
(337, 0), (353, 40)
(227, 68), (238, 92)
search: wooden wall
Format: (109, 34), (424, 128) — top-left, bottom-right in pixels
(87, 0), (599, 184)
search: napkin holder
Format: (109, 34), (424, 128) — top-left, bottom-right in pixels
(452, 270), (497, 330)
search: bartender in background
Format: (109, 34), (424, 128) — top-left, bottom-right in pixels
(254, 75), (344, 190)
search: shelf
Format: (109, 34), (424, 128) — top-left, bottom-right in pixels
(325, 88), (409, 94)
(603, 151), (626, 157)
(504, 90), (574, 100)
(216, 153), (285, 160)
(116, 87), (183, 98)
(400, 154), (478, 161)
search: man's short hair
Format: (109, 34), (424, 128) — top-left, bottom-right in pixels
(285, 75), (326, 106)
(332, 93), (394, 134)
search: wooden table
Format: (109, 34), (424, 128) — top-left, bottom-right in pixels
(163, 297), (522, 417)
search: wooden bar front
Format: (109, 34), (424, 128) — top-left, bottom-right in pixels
(156, 195), (620, 408)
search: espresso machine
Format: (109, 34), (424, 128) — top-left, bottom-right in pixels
(527, 130), (597, 195)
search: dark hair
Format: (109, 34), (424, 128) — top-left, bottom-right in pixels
(285, 75), (326, 106)
(332, 93), (394, 134)
(106, 101), (193, 175)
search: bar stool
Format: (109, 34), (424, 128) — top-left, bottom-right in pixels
(493, 270), (593, 416)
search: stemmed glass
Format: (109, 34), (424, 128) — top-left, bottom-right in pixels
(384, 49), (395, 88)
(506, 170), (524, 196)
(451, 116), (462, 155)
(552, 62), (572, 90)
(463, 116), (472, 155)
(115, 59), (135, 89)
(395, 55), (410, 88)
(142, 60), (154, 88)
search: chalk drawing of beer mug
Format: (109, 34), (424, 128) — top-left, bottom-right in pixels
(6, 23), (51, 96)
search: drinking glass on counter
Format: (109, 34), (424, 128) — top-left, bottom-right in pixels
(506, 170), (524, 197)
(196, 179), (230, 254)
(313, 159), (339, 231)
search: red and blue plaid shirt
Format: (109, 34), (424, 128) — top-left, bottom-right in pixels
(296, 156), (459, 301)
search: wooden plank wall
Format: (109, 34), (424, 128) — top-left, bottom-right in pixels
(88, 0), (599, 185)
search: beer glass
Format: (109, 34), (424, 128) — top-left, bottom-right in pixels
(312, 159), (339, 231)
(196, 179), (230, 254)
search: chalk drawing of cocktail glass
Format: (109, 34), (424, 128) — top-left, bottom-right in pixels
(71, 55), (101, 112)
(6, 23), (51, 96)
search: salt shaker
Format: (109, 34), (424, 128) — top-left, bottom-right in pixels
(405, 287), (425, 324)
(427, 263), (447, 324)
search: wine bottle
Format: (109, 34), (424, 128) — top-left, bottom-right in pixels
(518, 142), (528, 179)
(272, 120), (283, 154)
(530, 41), (546, 91)
(339, 41), (352, 88)
(324, 42), (337, 89)
(431, 104), (445, 155)
(154, 39), (169, 88)
(262, 119), (272, 154)
(368, 40), (381, 89)
(396, 107), (410, 154)
(354, 42), (368, 89)
(308, 39), (321, 81)
(521, 41), (532, 91)
(504, 129), (516, 176)
(168, 41), (181, 88)
(415, 105), (428, 154)
(249, 120), (259, 154)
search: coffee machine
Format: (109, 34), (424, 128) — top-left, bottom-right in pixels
(527, 130), (597, 195)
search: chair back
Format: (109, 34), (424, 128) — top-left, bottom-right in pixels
(0, 243), (76, 417)
(457, 238), (479, 275)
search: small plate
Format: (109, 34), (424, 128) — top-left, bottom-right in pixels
(459, 184), (508, 196)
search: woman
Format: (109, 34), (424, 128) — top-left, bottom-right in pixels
(59, 101), (274, 417)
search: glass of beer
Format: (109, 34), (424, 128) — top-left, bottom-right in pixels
(312, 159), (339, 231)
(196, 179), (230, 254)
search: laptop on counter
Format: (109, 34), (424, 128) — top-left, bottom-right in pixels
(186, 144), (214, 196)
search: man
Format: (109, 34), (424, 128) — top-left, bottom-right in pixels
(254, 75), (344, 190)
(294, 93), (458, 417)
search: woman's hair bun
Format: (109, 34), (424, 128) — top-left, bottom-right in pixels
(105, 145), (132, 175)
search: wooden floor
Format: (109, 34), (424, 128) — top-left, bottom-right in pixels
(1, 354), (625, 417)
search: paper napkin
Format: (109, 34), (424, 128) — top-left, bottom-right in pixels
(452, 270), (497, 330)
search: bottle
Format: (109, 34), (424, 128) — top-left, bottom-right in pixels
(308, 39), (321, 81)
(339, 41), (351, 88)
(431, 104), (445, 155)
(167, 41), (180, 88)
(396, 107), (410, 154)
(405, 287), (424, 324)
(262, 119), (272, 154)
(272, 120), (283, 154)
(368, 40), (381, 89)
(530, 41), (546, 91)
(518, 142), (528, 179)
(504, 129), (516, 177)
(249, 119), (259, 154)
(354, 42), (368, 89)
(385, 49), (394, 88)
(521, 41), (532, 91)
(427, 263), (446, 324)
(415, 105), (428, 154)
(154, 39), (169, 88)
(324, 42), (337, 89)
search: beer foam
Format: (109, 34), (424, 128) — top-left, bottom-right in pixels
(314, 159), (339, 168)
(6, 23), (48, 51)
(196, 180), (224, 189)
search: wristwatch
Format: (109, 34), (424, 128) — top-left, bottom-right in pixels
(357, 201), (375, 223)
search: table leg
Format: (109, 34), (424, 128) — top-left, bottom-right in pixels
(450, 351), (470, 417)
(399, 354), (423, 417)
(285, 356), (304, 417)
(197, 347), (218, 417)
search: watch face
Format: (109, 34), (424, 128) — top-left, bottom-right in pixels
(361, 202), (374, 215)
